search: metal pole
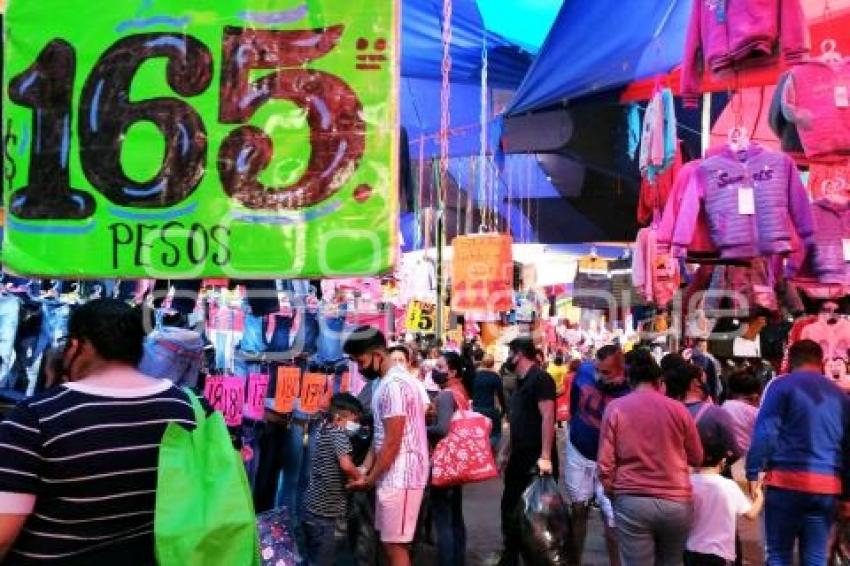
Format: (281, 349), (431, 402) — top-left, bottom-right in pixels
(434, 160), (445, 343)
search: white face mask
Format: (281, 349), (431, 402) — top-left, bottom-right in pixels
(344, 421), (362, 436)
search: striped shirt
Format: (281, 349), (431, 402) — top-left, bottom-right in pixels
(303, 422), (353, 518)
(0, 380), (195, 565)
(372, 367), (429, 489)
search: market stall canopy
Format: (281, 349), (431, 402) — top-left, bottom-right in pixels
(507, 0), (691, 115)
(401, 0), (536, 89)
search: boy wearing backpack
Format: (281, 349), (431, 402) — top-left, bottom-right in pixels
(303, 393), (365, 566)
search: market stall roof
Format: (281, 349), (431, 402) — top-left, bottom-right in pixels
(401, 0), (536, 89)
(507, 0), (691, 114)
(507, 0), (850, 114)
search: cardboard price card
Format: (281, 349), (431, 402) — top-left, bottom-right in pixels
(274, 366), (300, 414)
(451, 234), (514, 313)
(2, 0), (398, 278)
(299, 372), (327, 414)
(203, 375), (246, 427)
(244, 372), (269, 421)
(405, 300), (437, 332)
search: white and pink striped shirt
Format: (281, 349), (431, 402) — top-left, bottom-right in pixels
(372, 367), (430, 489)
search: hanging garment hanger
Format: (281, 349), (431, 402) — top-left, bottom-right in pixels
(819, 38), (843, 65)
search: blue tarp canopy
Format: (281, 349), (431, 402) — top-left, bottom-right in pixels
(508, 0), (692, 114)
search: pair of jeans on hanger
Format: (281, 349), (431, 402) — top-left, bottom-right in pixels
(0, 295), (21, 389)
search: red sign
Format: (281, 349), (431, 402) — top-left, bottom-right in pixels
(274, 367), (301, 414)
(203, 375), (245, 427)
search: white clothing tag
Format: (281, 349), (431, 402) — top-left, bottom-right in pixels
(843, 239), (850, 261)
(738, 186), (755, 215)
(836, 85), (849, 108)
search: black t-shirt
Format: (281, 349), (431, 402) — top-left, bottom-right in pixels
(509, 365), (556, 462)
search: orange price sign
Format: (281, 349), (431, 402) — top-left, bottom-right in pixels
(274, 366), (301, 414)
(451, 234), (513, 313)
(299, 372), (327, 415)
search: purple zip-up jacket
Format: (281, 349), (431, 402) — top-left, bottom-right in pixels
(673, 145), (813, 260)
(681, 0), (808, 108)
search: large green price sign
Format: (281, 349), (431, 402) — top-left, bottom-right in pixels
(2, 0), (398, 278)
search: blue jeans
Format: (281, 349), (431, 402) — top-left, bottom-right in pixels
(315, 315), (345, 364)
(0, 295), (20, 388)
(268, 315), (293, 353)
(276, 416), (320, 519)
(432, 486), (466, 566)
(303, 510), (338, 566)
(240, 309), (268, 354)
(765, 487), (836, 566)
(138, 327), (204, 387)
(298, 311), (319, 355)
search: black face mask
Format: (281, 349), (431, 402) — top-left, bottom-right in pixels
(431, 370), (449, 387)
(361, 353), (383, 381)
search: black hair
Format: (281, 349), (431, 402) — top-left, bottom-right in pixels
(343, 325), (387, 357)
(442, 351), (475, 396)
(331, 393), (363, 416)
(727, 367), (762, 398)
(472, 348), (485, 363)
(387, 344), (411, 363)
(660, 353), (687, 373)
(508, 337), (537, 361)
(789, 339), (824, 370)
(700, 434), (729, 468)
(596, 344), (621, 362)
(67, 299), (145, 366)
(664, 363), (703, 400)
(627, 348), (662, 386)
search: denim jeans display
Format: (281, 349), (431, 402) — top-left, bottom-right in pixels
(295, 311), (319, 355)
(240, 309), (268, 354)
(268, 315), (293, 353)
(314, 314), (346, 364)
(0, 295), (21, 389)
(138, 327), (204, 387)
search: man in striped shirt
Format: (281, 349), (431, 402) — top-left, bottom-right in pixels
(0, 299), (198, 565)
(344, 326), (429, 566)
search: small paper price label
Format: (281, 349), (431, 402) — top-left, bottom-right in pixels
(843, 239), (850, 262)
(836, 85), (849, 108)
(738, 186), (755, 215)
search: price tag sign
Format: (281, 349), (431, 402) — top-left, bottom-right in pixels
(836, 85), (849, 109)
(843, 239), (850, 262)
(2, 0), (398, 278)
(405, 300), (437, 332)
(299, 372), (327, 415)
(244, 373), (269, 421)
(203, 375), (245, 427)
(451, 234), (514, 313)
(274, 366), (301, 414)
(738, 186), (755, 215)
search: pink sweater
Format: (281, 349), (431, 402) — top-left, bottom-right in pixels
(681, 0), (808, 107)
(598, 389), (704, 502)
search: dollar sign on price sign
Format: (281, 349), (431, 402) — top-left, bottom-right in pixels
(2, 0), (398, 279)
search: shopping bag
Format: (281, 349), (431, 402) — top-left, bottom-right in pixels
(555, 392), (570, 422)
(519, 475), (578, 566)
(431, 391), (498, 487)
(155, 389), (260, 566)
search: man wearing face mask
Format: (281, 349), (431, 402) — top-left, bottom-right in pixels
(0, 299), (201, 564)
(344, 326), (429, 566)
(498, 337), (558, 566)
(567, 344), (631, 566)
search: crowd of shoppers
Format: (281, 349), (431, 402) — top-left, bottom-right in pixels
(3, 305), (850, 566)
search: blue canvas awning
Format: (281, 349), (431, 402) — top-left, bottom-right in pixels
(507, 0), (693, 115)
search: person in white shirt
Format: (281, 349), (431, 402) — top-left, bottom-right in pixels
(345, 327), (429, 566)
(686, 437), (764, 565)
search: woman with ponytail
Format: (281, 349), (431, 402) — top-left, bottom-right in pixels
(427, 351), (473, 566)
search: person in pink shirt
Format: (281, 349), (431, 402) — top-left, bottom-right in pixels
(721, 368), (763, 455)
(598, 349), (703, 566)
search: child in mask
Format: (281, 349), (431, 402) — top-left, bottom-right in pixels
(303, 393), (364, 566)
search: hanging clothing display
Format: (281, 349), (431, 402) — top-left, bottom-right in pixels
(769, 71), (807, 162)
(808, 163), (850, 201)
(672, 145), (813, 260)
(681, 0), (808, 107)
(656, 159), (718, 258)
(632, 228), (680, 308)
(637, 145), (684, 226)
(573, 256), (613, 311)
(780, 59), (850, 163)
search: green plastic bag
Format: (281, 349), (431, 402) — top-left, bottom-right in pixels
(155, 390), (260, 566)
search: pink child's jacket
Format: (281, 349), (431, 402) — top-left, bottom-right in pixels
(681, 0), (809, 108)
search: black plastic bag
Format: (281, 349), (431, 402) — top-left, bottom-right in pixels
(519, 475), (578, 566)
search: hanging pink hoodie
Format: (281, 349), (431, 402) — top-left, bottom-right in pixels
(681, 0), (809, 108)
